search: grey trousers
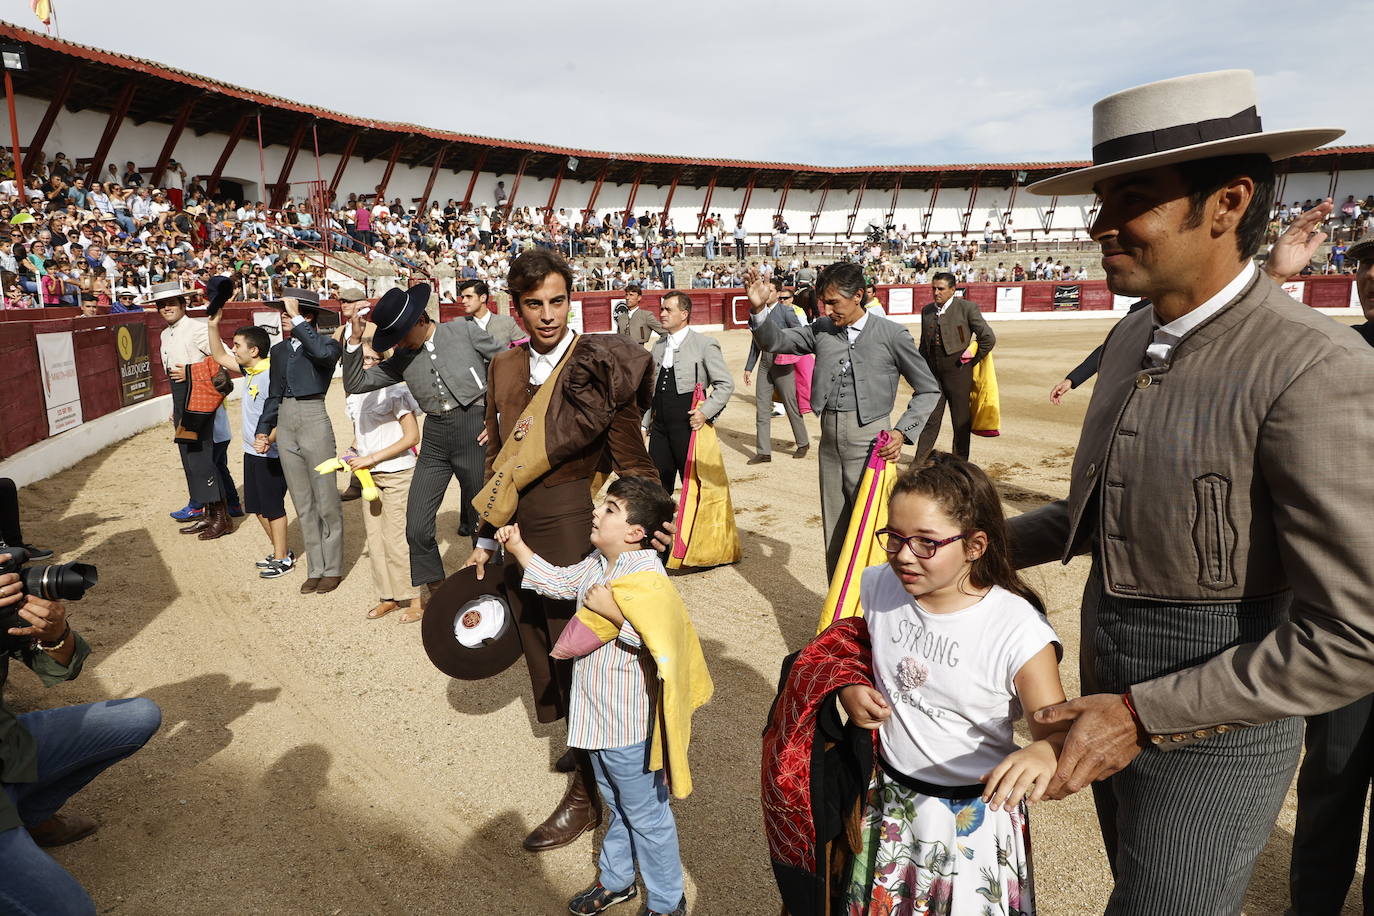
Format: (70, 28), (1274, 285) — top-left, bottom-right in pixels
(755, 359), (809, 456)
(406, 404), (486, 587)
(1081, 562), (1301, 916)
(1290, 694), (1374, 914)
(818, 409), (888, 578)
(277, 398), (342, 578)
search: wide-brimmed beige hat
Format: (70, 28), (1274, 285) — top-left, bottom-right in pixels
(147, 280), (191, 303)
(1029, 70), (1344, 196)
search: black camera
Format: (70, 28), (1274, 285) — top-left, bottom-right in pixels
(0, 541), (97, 632)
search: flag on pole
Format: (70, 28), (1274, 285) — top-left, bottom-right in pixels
(667, 383), (741, 569)
(31, 0), (52, 26)
(815, 430), (897, 633)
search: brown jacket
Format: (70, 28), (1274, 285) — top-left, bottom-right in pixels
(483, 335), (657, 490)
(1010, 271), (1374, 737)
(919, 296), (996, 360)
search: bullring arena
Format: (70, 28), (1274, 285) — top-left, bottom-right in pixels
(1, 20), (1372, 916)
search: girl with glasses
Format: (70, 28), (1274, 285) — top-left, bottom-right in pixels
(841, 453), (1067, 914)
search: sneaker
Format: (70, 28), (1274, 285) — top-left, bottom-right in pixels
(256, 551), (294, 569)
(20, 544), (53, 560)
(259, 557), (296, 579)
(771, 403), (785, 417)
(568, 881), (637, 915)
(170, 503), (205, 522)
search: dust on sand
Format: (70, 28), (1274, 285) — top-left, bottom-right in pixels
(8, 317), (1364, 914)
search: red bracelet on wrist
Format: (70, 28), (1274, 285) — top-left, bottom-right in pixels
(1121, 691), (1141, 723)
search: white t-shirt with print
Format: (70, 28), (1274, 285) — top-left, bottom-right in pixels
(861, 566), (1059, 786)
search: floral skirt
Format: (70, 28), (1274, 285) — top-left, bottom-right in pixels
(845, 769), (1035, 916)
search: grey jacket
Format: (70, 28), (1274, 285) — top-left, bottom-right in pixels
(478, 313), (524, 349)
(745, 301), (802, 372)
(1009, 271), (1374, 739)
(616, 307), (668, 344)
(749, 307), (940, 437)
(645, 329), (734, 424)
(341, 318), (502, 412)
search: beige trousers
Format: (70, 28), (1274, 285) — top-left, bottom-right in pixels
(361, 467), (419, 602)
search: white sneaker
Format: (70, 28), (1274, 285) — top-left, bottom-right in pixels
(256, 551), (294, 570)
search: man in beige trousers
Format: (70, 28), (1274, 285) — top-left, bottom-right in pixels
(1008, 70), (1373, 915)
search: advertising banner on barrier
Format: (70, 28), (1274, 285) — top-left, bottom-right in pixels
(115, 323), (153, 406)
(569, 300), (585, 334)
(886, 288), (915, 315)
(253, 311), (284, 347)
(36, 331), (83, 435)
(1053, 285), (1082, 310)
(1282, 281), (1305, 303)
(995, 287), (1023, 313)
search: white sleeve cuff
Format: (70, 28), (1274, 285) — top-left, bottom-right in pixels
(476, 537), (499, 552)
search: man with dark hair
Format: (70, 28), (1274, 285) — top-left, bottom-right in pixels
(458, 278), (522, 349)
(1007, 71), (1368, 914)
(614, 284), (668, 344)
(744, 279), (810, 464)
(467, 248), (661, 854)
(256, 290), (344, 594)
(746, 260), (939, 576)
(914, 270), (996, 460)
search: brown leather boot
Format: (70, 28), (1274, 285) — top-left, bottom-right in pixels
(197, 501), (232, 540)
(522, 757), (602, 852)
(178, 515), (209, 534)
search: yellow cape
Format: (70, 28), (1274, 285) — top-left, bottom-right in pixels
(669, 386), (741, 569)
(816, 432), (896, 633)
(968, 342), (1001, 437)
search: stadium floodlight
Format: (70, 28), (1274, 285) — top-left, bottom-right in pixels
(1015, 170), (1027, 184)
(567, 156), (579, 172)
(1, 45), (27, 71)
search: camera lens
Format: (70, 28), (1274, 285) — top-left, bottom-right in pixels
(20, 563), (98, 601)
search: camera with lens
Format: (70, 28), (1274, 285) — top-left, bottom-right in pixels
(0, 540), (98, 634)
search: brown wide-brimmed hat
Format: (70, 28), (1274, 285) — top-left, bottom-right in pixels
(421, 566), (524, 681)
(1030, 70), (1344, 196)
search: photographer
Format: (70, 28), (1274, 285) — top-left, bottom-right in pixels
(0, 555), (160, 914)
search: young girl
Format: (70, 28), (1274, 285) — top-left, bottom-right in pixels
(842, 453), (1065, 915)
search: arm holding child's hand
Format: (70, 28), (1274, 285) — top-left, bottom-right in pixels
(981, 642), (1068, 810)
(839, 685), (890, 730)
(583, 583), (625, 628)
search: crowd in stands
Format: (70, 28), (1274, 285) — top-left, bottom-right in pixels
(0, 145), (1368, 310)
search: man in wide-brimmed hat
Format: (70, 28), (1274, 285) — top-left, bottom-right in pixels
(1007, 69), (1374, 914)
(154, 280), (240, 538)
(341, 282), (502, 604)
(256, 288), (344, 594)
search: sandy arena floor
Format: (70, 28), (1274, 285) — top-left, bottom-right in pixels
(6, 316), (1365, 915)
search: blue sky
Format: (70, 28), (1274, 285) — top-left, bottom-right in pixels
(24, 0), (1372, 166)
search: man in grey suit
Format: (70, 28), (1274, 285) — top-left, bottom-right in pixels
(459, 278), (523, 349)
(914, 271), (996, 460)
(614, 284), (668, 344)
(747, 261), (940, 577)
(643, 291), (733, 493)
(1006, 70), (1364, 915)
(257, 290), (343, 594)
(744, 280), (810, 464)
(342, 284), (503, 594)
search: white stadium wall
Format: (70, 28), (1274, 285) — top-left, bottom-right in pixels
(15, 93), (1373, 239)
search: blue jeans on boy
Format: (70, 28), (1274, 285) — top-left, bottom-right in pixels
(589, 740), (683, 913)
(0, 698), (162, 916)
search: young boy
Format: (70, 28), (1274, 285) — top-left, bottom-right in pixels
(207, 311), (294, 578)
(497, 476), (706, 916)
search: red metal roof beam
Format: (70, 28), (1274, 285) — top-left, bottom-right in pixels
(415, 142), (449, 213)
(504, 151), (532, 214)
(810, 177), (832, 239)
(460, 147), (488, 213)
(23, 64), (77, 176)
(269, 118), (311, 209)
(622, 165), (646, 223)
(372, 135), (405, 204)
(580, 160), (610, 226)
(542, 156), (566, 225)
(845, 173), (871, 237)
(696, 169), (719, 235)
(328, 130), (359, 197)
(85, 81), (137, 185)
(148, 92), (198, 188)
(735, 171), (758, 224)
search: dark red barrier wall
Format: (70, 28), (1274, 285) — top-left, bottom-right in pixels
(1, 276), (1360, 460)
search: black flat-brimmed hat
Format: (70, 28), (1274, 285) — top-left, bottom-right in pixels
(421, 566), (524, 681)
(369, 283), (431, 352)
(1347, 235), (1374, 264)
(1029, 70), (1344, 196)
(205, 275), (234, 318)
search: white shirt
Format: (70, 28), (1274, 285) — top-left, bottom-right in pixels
(662, 327), (690, 369)
(844, 309), (870, 343)
(471, 311), (491, 331)
(861, 568), (1059, 785)
(1144, 261), (1256, 368)
(530, 329), (575, 385)
(344, 384), (420, 473)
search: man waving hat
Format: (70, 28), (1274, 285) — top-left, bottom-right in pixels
(1007, 69), (1372, 915)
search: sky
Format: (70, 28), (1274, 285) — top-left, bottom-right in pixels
(16, 0), (1373, 167)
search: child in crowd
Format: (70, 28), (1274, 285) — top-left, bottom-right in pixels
(842, 453), (1066, 914)
(206, 310), (293, 578)
(497, 476), (710, 916)
(342, 342), (422, 622)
